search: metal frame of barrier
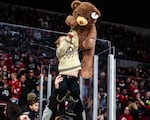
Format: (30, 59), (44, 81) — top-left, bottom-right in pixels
(92, 53), (116, 120)
(107, 54), (116, 120)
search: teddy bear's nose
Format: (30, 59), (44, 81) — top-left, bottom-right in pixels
(79, 21), (84, 25)
(77, 16), (88, 26)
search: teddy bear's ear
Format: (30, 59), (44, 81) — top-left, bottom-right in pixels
(71, 0), (81, 10)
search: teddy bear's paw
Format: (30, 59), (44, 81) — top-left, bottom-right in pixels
(80, 70), (92, 79)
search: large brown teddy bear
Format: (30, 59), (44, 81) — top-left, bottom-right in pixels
(65, 0), (101, 79)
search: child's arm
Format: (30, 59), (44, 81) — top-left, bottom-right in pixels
(57, 36), (72, 58)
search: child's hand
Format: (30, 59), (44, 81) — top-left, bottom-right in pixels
(55, 75), (63, 89)
(67, 32), (74, 39)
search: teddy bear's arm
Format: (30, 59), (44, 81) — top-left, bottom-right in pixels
(81, 25), (97, 50)
(82, 38), (96, 50)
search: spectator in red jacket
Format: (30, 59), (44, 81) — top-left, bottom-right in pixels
(128, 79), (140, 100)
(8, 72), (22, 104)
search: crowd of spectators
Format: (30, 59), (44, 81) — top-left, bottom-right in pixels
(0, 47), (54, 119)
(0, 2), (150, 120)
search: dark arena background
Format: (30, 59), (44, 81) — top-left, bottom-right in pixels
(0, 0), (150, 120)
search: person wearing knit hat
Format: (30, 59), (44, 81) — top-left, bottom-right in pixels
(27, 92), (37, 101)
(19, 92), (37, 114)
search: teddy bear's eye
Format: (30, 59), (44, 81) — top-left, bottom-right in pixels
(91, 12), (99, 19)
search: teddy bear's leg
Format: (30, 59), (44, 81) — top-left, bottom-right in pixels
(80, 50), (94, 79)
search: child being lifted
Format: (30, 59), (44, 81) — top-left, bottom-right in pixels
(55, 30), (83, 117)
(42, 30), (84, 120)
